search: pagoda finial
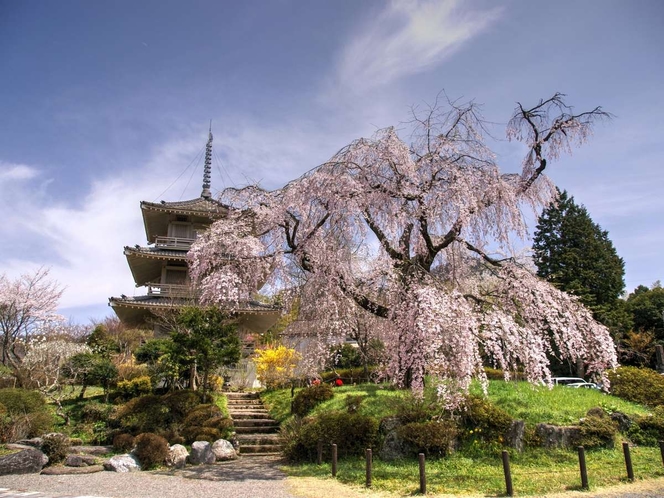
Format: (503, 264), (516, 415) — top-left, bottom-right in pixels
(201, 121), (213, 199)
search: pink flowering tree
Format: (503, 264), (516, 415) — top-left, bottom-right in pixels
(0, 268), (64, 376)
(189, 93), (616, 402)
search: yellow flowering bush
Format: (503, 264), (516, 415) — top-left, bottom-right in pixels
(253, 345), (300, 389)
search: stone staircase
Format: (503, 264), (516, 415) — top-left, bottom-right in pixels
(225, 392), (282, 455)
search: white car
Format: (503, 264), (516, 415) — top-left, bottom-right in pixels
(552, 377), (586, 386)
(566, 382), (601, 390)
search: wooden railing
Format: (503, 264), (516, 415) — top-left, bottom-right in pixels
(146, 283), (195, 298)
(154, 236), (196, 250)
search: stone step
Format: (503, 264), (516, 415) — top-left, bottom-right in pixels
(240, 444), (283, 454)
(231, 410), (270, 420)
(234, 425), (280, 434)
(226, 399), (263, 405)
(233, 418), (280, 428)
(224, 392), (259, 399)
(236, 434), (281, 445)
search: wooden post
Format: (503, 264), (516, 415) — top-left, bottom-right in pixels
(578, 446), (589, 489)
(317, 440), (323, 465)
(656, 345), (664, 373)
(331, 443), (338, 477)
(659, 440), (664, 466)
(623, 442), (634, 481)
(418, 453), (426, 494)
(502, 450), (514, 497)
(366, 449), (372, 488)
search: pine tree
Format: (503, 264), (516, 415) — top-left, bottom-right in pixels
(533, 189), (625, 322)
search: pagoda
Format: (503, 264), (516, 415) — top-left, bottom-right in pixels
(109, 131), (279, 338)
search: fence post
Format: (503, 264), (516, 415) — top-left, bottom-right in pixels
(622, 442), (634, 481)
(659, 440), (664, 466)
(331, 443), (338, 477)
(317, 440), (323, 465)
(418, 453), (426, 494)
(502, 450), (514, 497)
(366, 449), (372, 488)
(577, 446), (589, 489)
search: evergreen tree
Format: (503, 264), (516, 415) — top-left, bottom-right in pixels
(533, 189), (625, 324)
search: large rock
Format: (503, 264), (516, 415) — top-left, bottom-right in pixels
(15, 437), (43, 448)
(65, 454), (97, 467)
(166, 444), (189, 469)
(535, 423), (581, 449)
(212, 439), (237, 461)
(41, 465), (104, 475)
(69, 445), (113, 455)
(378, 417), (414, 461)
(103, 454), (141, 472)
(506, 420), (525, 452)
(0, 448), (48, 475)
(188, 441), (215, 465)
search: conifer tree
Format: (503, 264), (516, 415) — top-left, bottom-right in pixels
(533, 189), (625, 322)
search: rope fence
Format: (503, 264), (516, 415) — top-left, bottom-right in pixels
(315, 440), (664, 496)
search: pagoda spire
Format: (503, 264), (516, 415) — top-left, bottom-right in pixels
(201, 122), (213, 199)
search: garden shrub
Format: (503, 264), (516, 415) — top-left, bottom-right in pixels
(283, 411), (379, 461)
(162, 390), (204, 420)
(80, 402), (113, 423)
(393, 392), (443, 424)
(628, 406), (664, 446)
(113, 433), (135, 452)
(578, 413), (618, 449)
(41, 433), (71, 465)
(111, 395), (170, 434)
(398, 420), (457, 457)
(0, 388), (53, 442)
(460, 395), (513, 444)
(292, 384), (334, 417)
(608, 366), (664, 407)
(192, 427), (221, 443)
(133, 432), (169, 469)
(181, 403), (232, 443)
(116, 376), (152, 398)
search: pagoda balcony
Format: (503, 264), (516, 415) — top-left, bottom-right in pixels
(146, 283), (196, 298)
(154, 236), (196, 250)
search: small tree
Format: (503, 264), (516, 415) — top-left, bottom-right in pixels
(626, 283), (664, 341)
(253, 344), (301, 389)
(171, 306), (241, 399)
(0, 268), (64, 378)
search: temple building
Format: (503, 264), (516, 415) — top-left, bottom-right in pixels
(108, 131), (279, 340)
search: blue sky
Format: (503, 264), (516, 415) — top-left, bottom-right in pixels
(1, 0), (662, 325)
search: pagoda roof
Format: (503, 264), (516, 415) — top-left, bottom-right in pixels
(109, 295), (280, 332)
(124, 246), (188, 286)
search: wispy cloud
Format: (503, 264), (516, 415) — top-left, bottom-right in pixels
(0, 161), (39, 182)
(332, 0), (501, 94)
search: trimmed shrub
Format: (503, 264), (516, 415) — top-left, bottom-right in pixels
(113, 433), (135, 452)
(80, 402), (113, 423)
(608, 367), (664, 407)
(181, 404), (232, 444)
(460, 395), (513, 444)
(0, 388), (46, 414)
(283, 411), (379, 461)
(628, 406), (664, 446)
(393, 392), (444, 425)
(292, 384), (334, 417)
(578, 413), (618, 449)
(116, 376), (152, 398)
(0, 389), (54, 442)
(41, 433), (71, 465)
(133, 432), (169, 469)
(111, 395), (170, 434)
(162, 390), (204, 420)
(398, 420), (458, 457)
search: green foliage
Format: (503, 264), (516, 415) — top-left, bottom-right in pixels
(393, 392), (443, 424)
(292, 384), (334, 417)
(533, 189), (625, 325)
(344, 394), (366, 414)
(41, 433), (70, 465)
(116, 376), (152, 398)
(608, 366), (664, 407)
(397, 420), (457, 457)
(627, 406), (664, 446)
(282, 411), (379, 461)
(86, 324), (118, 358)
(113, 433), (135, 452)
(80, 402), (113, 423)
(111, 395), (171, 434)
(133, 432), (169, 469)
(134, 339), (173, 364)
(626, 283), (664, 340)
(162, 389), (205, 420)
(181, 403), (232, 444)
(460, 395), (513, 444)
(172, 306), (241, 393)
(0, 388), (53, 441)
(329, 344), (363, 369)
(578, 412), (618, 449)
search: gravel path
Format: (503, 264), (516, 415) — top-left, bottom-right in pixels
(0, 456), (295, 498)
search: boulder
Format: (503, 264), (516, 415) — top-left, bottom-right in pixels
(187, 441), (215, 465)
(611, 411), (632, 433)
(69, 445), (113, 455)
(378, 417), (414, 461)
(15, 437), (43, 448)
(103, 454), (141, 472)
(535, 423), (581, 449)
(166, 444), (189, 469)
(41, 465), (104, 475)
(65, 454), (97, 467)
(0, 448), (48, 475)
(506, 420), (525, 452)
(212, 439), (237, 461)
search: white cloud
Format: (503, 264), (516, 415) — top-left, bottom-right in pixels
(333, 0), (501, 94)
(0, 162), (38, 182)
